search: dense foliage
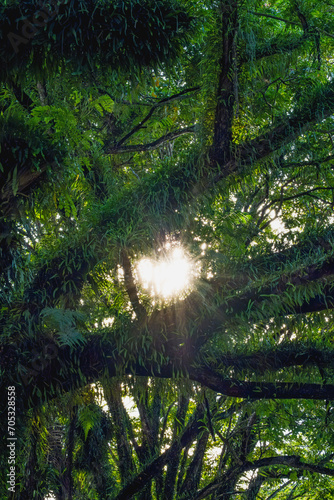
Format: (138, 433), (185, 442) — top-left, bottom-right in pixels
(1, 0), (334, 498)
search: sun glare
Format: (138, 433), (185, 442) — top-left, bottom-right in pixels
(137, 245), (195, 298)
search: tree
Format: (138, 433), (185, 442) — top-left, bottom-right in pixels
(1, 0), (334, 498)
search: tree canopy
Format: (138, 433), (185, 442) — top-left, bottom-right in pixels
(1, 0), (334, 498)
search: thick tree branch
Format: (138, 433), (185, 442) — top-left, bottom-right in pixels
(99, 87), (200, 107)
(195, 455), (334, 500)
(177, 249), (334, 354)
(280, 155), (334, 168)
(211, 344), (334, 375)
(120, 249), (146, 321)
(113, 404), (205, 500)
(6, 336), (334, 414)
(248, 454), (334, 478)
(36, 82), (48, 106)
(249, 11), (299, 26)
(189, 366), (334, 400)
(114, 106), (157, 149)
(245, 474), (265, 500)
(113, 398), (238, 500)
(179, 430), (209, 497)
(210, 1), (238, 166)
(162, 395), (189, 499)
(112, 88), (200, 148)
(208, 80), (334, 188)
(240, 33), (309, 63)
(104, 381), (137, 483)
(269, 186), (334, 205)
(106, 126), (196, 154)
(11, 83), (34, 110)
